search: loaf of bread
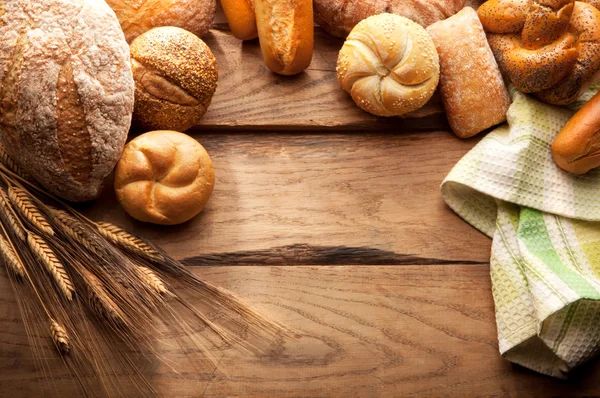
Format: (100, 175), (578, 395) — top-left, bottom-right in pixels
(105, 0), (216, 43)
(130, 27), (218, 132)
(254, 0), (314, 75)
(552, 91), (600, 174)
(0, 0), (134, 202)
(314, 0), (467, 38)
(221, 0), (257, 40)
(114, 131), (215, 225)
(337, 13), (439, 117)
(478, 0), (600, 105)
(427, 7), (511, 138)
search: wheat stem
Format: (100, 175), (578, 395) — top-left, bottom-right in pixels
(0, 234), (25, 278)
(96, 222), (163, 261)
(49, 319), (70, 354)
(27, 232), (74, 301)
(9, 187), (54, 236)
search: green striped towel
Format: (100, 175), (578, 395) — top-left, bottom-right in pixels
(441, 85), (600, 378)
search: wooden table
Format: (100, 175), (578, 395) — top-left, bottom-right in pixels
(3, 3), (600, 397)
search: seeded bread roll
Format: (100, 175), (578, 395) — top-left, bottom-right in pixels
(337, 13), (439, 117)
(130, 27), (218, 132)
(0, 0), (134, 202)
(427, 7), (511, 138)
(105, 0), (216, 43)
(114, 131), (215, 225)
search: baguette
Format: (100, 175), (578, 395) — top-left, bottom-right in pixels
(221, 0), (258, 40)
(254, 0), (314, 75)
(552, 91), (600, 174)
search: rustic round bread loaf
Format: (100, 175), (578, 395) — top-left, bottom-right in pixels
(105, 0), (216, 43)
(0, 0), (134, 202)
(314, 0), (467, 38)
(130, 27), (218, 132)
(114, 131), (215, 225)
(479, 0), (600, 105)
(337, 13), (440, 117)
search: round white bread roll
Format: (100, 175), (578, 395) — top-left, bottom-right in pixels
(114, 131), (215, 225)
(336, 13), (440, 117)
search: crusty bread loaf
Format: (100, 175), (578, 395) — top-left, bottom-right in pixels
(314, 0), (467, 38)
(337, 13), (439, 117)
(114, 131), (215, 225)
(478, 0), (600, 105)
(427, 7), (511, 138)
(105, 0), (216, 43)
(552, 91), (600, 174)
(254, 0), (314, 75)
(0, 0), (134, 202)
(221, 0), (258, 40)
(130, 27), (219, 132)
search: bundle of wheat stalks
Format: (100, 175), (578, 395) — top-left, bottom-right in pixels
(0, 146), (284, 396)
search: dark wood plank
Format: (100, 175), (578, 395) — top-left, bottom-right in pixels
(81, 131), (491, 264)
(2, 265), (599, 397)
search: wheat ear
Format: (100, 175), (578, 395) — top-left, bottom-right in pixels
(137, 266), (169, 295)
(51, 210), (101, 255)
(9, 187), (54, 236)
(50, 319), (70, 354)
(81, 269), (125, 324)
(96, 222), (163, 261)
(0, 145), (30, 180)
(0, 188), (26, 241)
(0, 235), (25, 279)
(27, 232), (75, 301)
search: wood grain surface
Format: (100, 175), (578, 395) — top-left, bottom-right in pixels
(2, 265), (599, 397)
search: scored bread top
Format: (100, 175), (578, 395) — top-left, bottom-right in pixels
(0, 0), (134, 202)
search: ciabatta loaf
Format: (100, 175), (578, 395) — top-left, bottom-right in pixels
(0, 0), (134, 202)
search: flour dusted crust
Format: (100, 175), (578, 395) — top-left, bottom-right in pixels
(427, 7), (511, 138)
(0, 0), (134, 202)
(314, 0), (467, 38)
(105, 0), (217, 43)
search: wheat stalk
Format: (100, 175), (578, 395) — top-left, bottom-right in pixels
(0, 234), (25, 278)
(27, 232), (75, 301)
(0, 188), (25, 241)
(137, 266), (168, 295)
(51, 210), (101, 255)
(9, 187), (54, 236)
(50, 319), (70, 354)
(96, 222), (163, 261)
(0, 145), (30, 180)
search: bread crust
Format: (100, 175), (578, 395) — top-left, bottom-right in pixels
(105, 0), (216, 43)
(254, 0), (314, 75)
(114, 131), (215, 225)
(221, 0), (258, 40)
(314, 0), (467, 38)
(0, 0), (134, 202)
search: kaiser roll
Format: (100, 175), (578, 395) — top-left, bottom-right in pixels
(479, 0), (600, 105)
(336, 13), (440, 117)
(105, 0), (216, 43)
(114, 131), (215, 225)
(130, 27), (218, 132)
(0, 0), (134, 202)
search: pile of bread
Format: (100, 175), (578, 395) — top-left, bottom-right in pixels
(2, 0), (600, 229)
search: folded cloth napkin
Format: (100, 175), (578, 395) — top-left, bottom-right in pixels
(441, 85), (600, 378)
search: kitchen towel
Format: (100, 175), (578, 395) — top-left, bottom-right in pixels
(441, 85), (600, 378)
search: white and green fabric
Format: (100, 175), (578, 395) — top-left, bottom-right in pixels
(441, 85), (600, 378)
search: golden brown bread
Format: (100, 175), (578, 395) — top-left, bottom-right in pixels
(221, 0), (257, 40)
(313, 0), (467, 38)
(478, 0), (600, 105)
(336, 13), (439, 117)
(114, 131), (215, 225)
(552, 91), (600, 174)
(0, 0), (134, 202)
(427, 7), (511, 139)
(254, 0), (314, 75)
(130, 27), (218, 132)
(105, 0), (216, 43)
